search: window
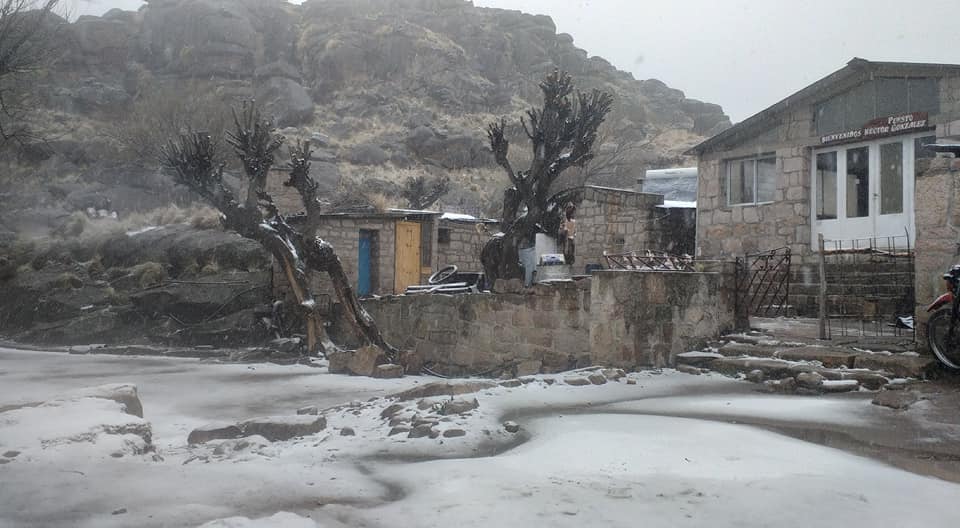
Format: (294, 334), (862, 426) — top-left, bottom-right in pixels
(846, 147), (869, 218)
(726, 155), (776, 205)
(879, 142), (903, 215)
(438, 228), (451, 244)
(816, 152), (837, 220)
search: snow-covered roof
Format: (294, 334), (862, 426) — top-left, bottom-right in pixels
(439, 212), (498, 223)
(645, 167), (697, 179)
(440, 212), (476, 221)
(657, 200), (697, 209)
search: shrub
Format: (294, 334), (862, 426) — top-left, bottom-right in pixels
(130, 262), (167, 289)
(54, 272), (83, 290)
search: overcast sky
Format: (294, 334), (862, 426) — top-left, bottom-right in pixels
(71, 0), (959, 122)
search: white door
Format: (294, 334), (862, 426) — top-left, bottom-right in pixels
(812, 132), (928, 248)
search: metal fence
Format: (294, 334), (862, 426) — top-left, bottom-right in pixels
(817, 234), (915, 339)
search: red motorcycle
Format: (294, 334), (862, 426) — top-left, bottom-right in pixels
(926, 264), (960, 370)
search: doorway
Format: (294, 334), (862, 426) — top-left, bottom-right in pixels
(394, 221), (422, 293)
(812, 132), (934, 247)
(358, 230), (378, 296)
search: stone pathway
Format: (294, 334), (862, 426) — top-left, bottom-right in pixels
(678, 319), (939, 398)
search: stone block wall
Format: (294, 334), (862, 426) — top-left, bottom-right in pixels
(361, 280), (592, 376)
(914, 156), (960, 346)
(356, 270), (736, 375)
(435, 219), (497, 272)
(590, 270), (737, 368)
(574, 186), (693, 272)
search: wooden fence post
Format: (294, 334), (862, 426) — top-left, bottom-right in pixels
(818, 233), (828, 340)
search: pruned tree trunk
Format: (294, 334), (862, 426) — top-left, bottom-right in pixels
(161, 103), (398, 362)
(481, 71), (613, 285)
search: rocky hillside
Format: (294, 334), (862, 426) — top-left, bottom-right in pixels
(0, 0), (730, 348)
(10, 0), (728, 219)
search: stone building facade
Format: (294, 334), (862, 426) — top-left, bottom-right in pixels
(272, 211), (440, 299)
(689, 58), (960, 337)
(572, 186), (696, 272)
(435, 215), (499, 272)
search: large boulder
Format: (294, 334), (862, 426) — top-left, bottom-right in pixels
(129, 272), (269, 324)
(346, 345), (388, 377)
(0, 392), (153, 456)
(67, 383), (144, 418)
(255, 77), (314, 127)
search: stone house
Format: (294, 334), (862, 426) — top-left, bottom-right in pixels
(435, 213), (499, 273)
(688, 58), (960, 333)
(571, 185), (696, 272)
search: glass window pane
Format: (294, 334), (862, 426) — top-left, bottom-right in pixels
(816, 152), (837, 220)
(846, 147), (869, 218)
(728, 160), (754, 205)
(756, 157), (777, 202)
(880, 142), (903, 215)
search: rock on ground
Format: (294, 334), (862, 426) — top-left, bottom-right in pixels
(872, 389), (921, 410)
(188, 423), (243, 444)
(440, 398), (479, 416)
(238, 415), (327, 442)
(391, 381), (497, 401)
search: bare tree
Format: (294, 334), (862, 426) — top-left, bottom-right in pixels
(161, 103), (399, 360)
(0, 0), (63, 145)
(401, 174), (450, 210)
(481, 70), (613, 283)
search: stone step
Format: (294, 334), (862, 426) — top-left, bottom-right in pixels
(710, 357), (799, 379)
(774, 346), (859, 368)
(676, 351), (724, 367)
(682, 352), (895, 391)
(717, 342), (781, 358)
(851, 353), (938, 379)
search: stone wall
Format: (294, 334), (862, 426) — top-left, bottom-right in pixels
(914, 154), (960, 346)
(435, 219), (496, 272)
(357, 270), (736, 375)
(590, 270), (737, 367)
(574, 186), (694, 272)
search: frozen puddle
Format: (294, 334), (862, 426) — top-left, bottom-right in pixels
(344, 413), (960, 527)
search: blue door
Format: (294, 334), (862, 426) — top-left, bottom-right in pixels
(358, 232), (372, 296)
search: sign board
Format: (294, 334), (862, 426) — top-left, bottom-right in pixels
(820, 112), (931, 145)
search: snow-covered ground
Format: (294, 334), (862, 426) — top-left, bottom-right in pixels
(2, 348), (960, 527)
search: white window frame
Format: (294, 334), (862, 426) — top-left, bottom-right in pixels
(725, 154), (776, 206)
(810, 131), (930, 248)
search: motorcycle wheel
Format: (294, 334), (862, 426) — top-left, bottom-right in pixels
(927, 309), (960, 370)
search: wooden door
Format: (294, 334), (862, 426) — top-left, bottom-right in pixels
(394, 221), (422, 293)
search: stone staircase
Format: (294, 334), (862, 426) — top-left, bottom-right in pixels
(678, 329), (939, 394)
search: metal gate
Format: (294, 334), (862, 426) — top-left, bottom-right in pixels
(736, 247), (792, 317)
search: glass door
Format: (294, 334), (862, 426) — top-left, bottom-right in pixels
(812, 133), (923, 248)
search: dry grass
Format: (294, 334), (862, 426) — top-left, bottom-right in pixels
(54, 272), (83, 290)
(129, 262), (167, 289)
